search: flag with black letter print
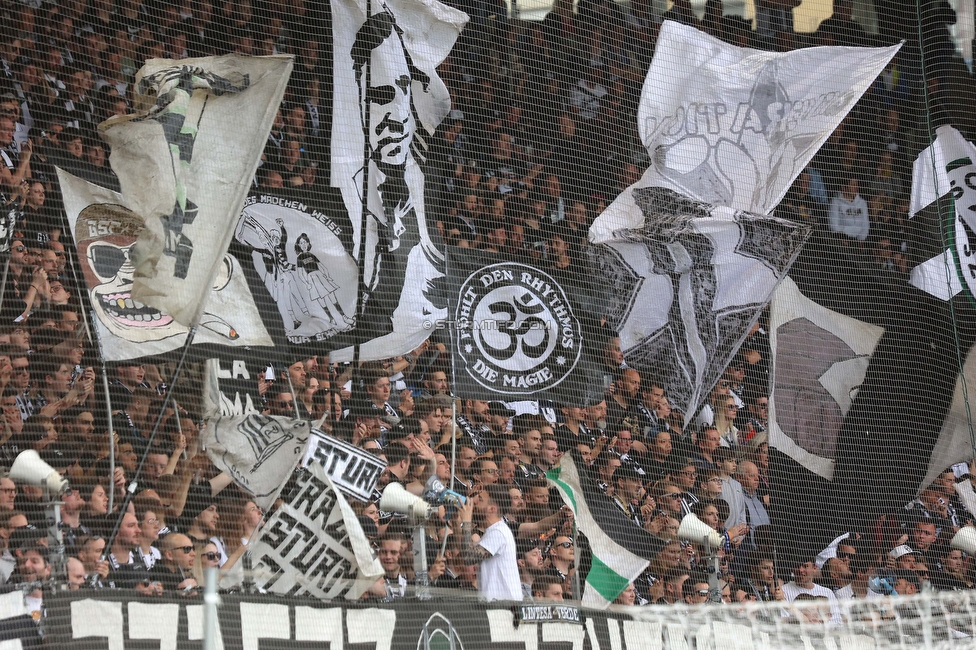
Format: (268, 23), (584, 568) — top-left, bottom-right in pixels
(547, 453), (664, 609)
(590, 22), (901, 241)
(768, 277), (884, 481)
(58, 168), (272, 362)
(250, 461), (383, 600)
(201, 358), (311, 510)
(445, 247), (602, 404)
(327, 0), (467, 361)
(587, 21), (897, 423)
(100, 55), (292, 327)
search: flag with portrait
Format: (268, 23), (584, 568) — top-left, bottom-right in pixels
(58, 168), (272, 362)
(326, 0), (467, 361)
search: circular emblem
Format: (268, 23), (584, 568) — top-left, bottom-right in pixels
(455, 262), (582, 395)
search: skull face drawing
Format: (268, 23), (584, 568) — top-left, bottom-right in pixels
(77, 203), (240, 342)
(77, 203), (181, 342)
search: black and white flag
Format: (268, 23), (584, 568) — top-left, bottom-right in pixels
(589, 189), (810, 423)
(326, 0), (467, 361)
(202, 358), (311, 510)
(769, 277), (884, 481)
(250, 461), (383, 600)
(587, 21), (897, 422)
(101, 55), (292, 327)
(446, 247), (602, 404)
(59, 169), (273, 362)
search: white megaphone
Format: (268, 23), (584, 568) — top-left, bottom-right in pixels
(379, 482), (431, 520)
(951, 526), (976, 555)
(677, 513), (725, 548)
(10, 450), (69, 494)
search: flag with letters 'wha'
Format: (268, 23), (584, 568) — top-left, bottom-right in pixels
(445, 247), (603, 405)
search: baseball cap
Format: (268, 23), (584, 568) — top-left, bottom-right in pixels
(888, 544), (920, 559)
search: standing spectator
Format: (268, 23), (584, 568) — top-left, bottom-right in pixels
(828, 177), (869, 242)
(459, 483), (522, 601)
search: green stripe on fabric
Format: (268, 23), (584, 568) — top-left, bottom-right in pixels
(548, 476), (578, 511)
(586, 555), (630, 603)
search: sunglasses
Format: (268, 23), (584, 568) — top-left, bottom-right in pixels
(174, 545), (194, 554)
(696, 589), (710, 596)
(202, 552), (220, 561)
(555, 542), (574, 549)
(664, 493), (682, 499)
(719, 382), (731, 388)
(12, 246), (26, 253)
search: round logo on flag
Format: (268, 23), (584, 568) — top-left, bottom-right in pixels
(454, 262), (582, 395)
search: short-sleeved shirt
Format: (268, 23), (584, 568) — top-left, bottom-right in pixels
(477, 520), (523, 602)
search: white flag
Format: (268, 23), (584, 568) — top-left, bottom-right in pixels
(768, 277), (884, 480)
(250, 461), (383, 600)
(908, 125), (976, 301)
(100, 55), (292, 326)
(328, 0), (467, 362)
(58, 168), (272, 362)
(201, 359), (309, 510)
(589, 189), (810, 424)
(590, 21), (901, 243)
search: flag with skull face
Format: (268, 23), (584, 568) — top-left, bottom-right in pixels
(58, 169), (272, 362)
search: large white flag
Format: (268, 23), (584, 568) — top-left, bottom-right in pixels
(590, 22), (901, 243)
(588, 22), (898, 421)
(58, 169), (272, 362)
(769, 277), (884, 480)
(328, 0), (467, 361)
(100, 55), (292, 326)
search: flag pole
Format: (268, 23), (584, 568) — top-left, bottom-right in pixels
(91, 326), (198, 586)
(99, 360), (116, 514)
(350, 0), (374, 375)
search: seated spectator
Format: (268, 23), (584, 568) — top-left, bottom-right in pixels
(150, 532), (198, 593)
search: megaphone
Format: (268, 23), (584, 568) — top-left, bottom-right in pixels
(423, 475), (466, 508)
(10, 450), (69, 494)
(951, 526), (976, 555)
(677, 513), (725, 548)
(379, 482), (430, 520)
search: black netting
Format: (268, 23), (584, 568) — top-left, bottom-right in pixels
(2, 0), (976, 646)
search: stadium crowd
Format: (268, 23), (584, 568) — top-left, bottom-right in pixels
(0, 0), (975, 622)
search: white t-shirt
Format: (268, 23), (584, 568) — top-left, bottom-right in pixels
(783, 581), (843, 626)
(478, 520), (523, 602)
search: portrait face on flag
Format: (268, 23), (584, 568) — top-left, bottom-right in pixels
(327, 0), (466, 361)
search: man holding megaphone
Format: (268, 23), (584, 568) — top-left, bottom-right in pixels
(457, 484), (523, 602)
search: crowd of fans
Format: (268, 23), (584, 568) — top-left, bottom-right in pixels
(0, 0), (975, 626)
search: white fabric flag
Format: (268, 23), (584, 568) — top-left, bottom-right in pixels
(908, 125), (976, 301)
(328, 0), (467, 362)
(100, 55), (292, 326)
(250, 461), (384, 600)
(587, 22), (898, 421)
(768, 278), (884, 480)
(201, 359), (309, 510)
(589, 189), (810, 424)
(58, 168), (272, 362)
(590, 21), (901, 243)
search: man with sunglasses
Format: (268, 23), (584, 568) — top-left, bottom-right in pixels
(151, 533), (198, 593)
